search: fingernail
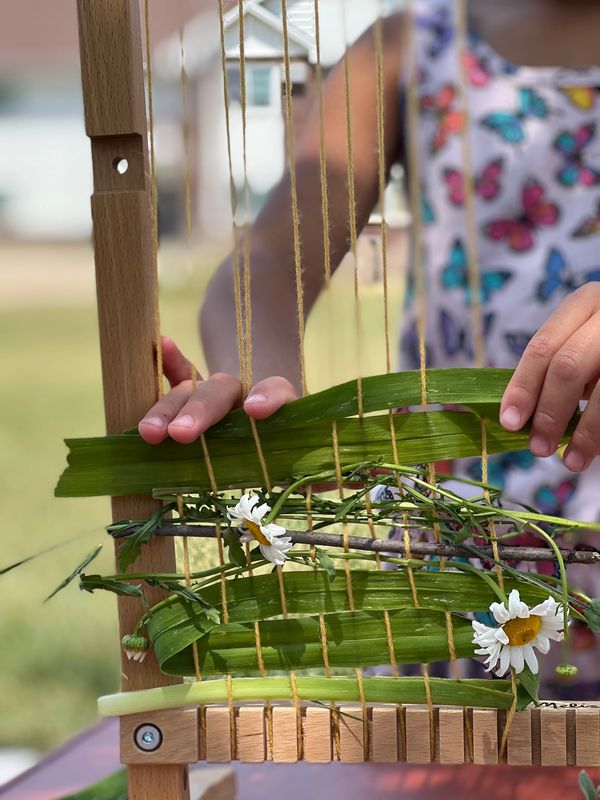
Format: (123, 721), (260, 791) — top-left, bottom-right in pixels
(245, 393), (268, 406)
(172, 414), (195, 428)
(530, 435), (552, 457)
(141, 416), (165, 430)
(500, 406), (522, 431)
(564, 450), (586, 472)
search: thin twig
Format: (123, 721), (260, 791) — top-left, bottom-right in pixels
(114, 524), (600, 565)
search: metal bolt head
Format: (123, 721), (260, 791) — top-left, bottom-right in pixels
(134, 723), (163, 752)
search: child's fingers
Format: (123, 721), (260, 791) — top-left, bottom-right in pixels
(528, 313), (600, 457)
(168, 372), (242, 443)
(243, 376), (298, 419)
(500, 285), (599, 432)
(563, 380), (600, 472)
(161, 335), (200, 387)
(139, 381), (199, 444)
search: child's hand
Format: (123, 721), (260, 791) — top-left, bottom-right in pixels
(138, 336), (298, 444)
(500, 283), (600, 472)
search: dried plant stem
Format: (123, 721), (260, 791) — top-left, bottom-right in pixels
(115, 524), (600, 565)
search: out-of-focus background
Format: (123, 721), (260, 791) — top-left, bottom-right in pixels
(0, 0), (407, 784)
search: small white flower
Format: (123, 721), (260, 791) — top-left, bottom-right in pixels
(227, 492), (293, 566)
(472, 589), (565, 677)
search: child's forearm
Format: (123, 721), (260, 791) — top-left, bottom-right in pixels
(200, 248), (305, 393)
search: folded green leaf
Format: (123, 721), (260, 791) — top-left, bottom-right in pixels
(144, 570), (550, 677)
(56, 369), (568, 498)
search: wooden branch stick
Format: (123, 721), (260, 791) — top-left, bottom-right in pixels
(116, 524), (600, 565)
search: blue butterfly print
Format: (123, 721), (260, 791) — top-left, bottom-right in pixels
(416, 5), (452, 59)
(467, 450), (535, 490)
(441, 239), (513, 303)
(421, 194), (435, 225)
(534, 480), (576, 516)
(536, 247), (600, 303)
(504, 331), (534, 359)
(401, 320), (433, 370)
(404, 271), (415, 310)
(553, 123), (600, 188)
(481, 87), (548, 144)
(439, 309), (495, 359)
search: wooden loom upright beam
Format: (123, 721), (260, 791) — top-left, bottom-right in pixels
(76, 1), (192, 796)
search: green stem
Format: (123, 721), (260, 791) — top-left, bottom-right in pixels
(98, 675), (515, 717)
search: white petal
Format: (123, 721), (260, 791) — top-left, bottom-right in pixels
(494, 627), (509, 645)
(496, 646), (511, 677)
(510, 646), (524, 674)
(533, 633), (550, 654)
(239, 493), (259, 517)
(540, 616), (565, 641)
(510, 589), (530, 619)
(253, 502), (271, 522)
(490, 601), (510, 624)
(239, 533), (253, 543)
(260, 542), (288, 565)
(523, 644), (538, 674)
(260, 522), (287, 540)
(508, 590), (522, 618)
(529, 597), (559, 617)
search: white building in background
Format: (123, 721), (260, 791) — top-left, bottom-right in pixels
(156, 0), (406, 242)
(0, 54), (93, 240)
(0, 0), (405, 242)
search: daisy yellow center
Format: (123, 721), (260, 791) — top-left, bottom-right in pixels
(503, 615), (542, 646)
(244, 519), (270, 546)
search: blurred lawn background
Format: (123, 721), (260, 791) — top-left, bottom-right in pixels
(0, 239), (404, 752)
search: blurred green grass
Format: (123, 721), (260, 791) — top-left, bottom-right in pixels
(0, 248), (402, 751)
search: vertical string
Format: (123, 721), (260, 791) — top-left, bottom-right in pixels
(217, 0), (247, 390)
(313, 0), (336, 384)
(313, 0), (331, 287)
(281, 0), (308, 396)
(232, 12), (274, 750)
(179, 19), (193, 279)
(374, 13), (391, 376)
(237, 1), (254, 389)
(177, 495), (202, 682)
(405, 0), (437, 758)
(454, 0), (504, 589)
(455, 0), (516, 743)
(331, 422), (369, 759)
(143, 0), (164, 398)
(455, 0), (485, 369)
(341, 6), (364, 418)
(371, 8), (399, 678)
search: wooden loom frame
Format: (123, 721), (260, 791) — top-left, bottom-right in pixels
(75, 1), (600, 797)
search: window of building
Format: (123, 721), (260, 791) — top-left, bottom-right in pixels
(249, 66), (272, 106)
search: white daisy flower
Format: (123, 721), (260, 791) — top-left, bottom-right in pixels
(227, 492), (293, 566)
(472, 589), (565, 677)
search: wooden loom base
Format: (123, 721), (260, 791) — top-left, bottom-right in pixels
(119, 703), (600, 768)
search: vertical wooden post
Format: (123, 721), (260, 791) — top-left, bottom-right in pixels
(76, 1), (190, 797)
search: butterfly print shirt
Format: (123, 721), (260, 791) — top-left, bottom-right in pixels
(397, 0), (600, 689)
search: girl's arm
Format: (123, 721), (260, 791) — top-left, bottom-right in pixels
(139, 14), (405, 444)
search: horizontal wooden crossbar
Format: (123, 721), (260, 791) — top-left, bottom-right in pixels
(120, 703), (600, 767)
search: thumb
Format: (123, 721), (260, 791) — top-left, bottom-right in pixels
(160, 336), (201, 387)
